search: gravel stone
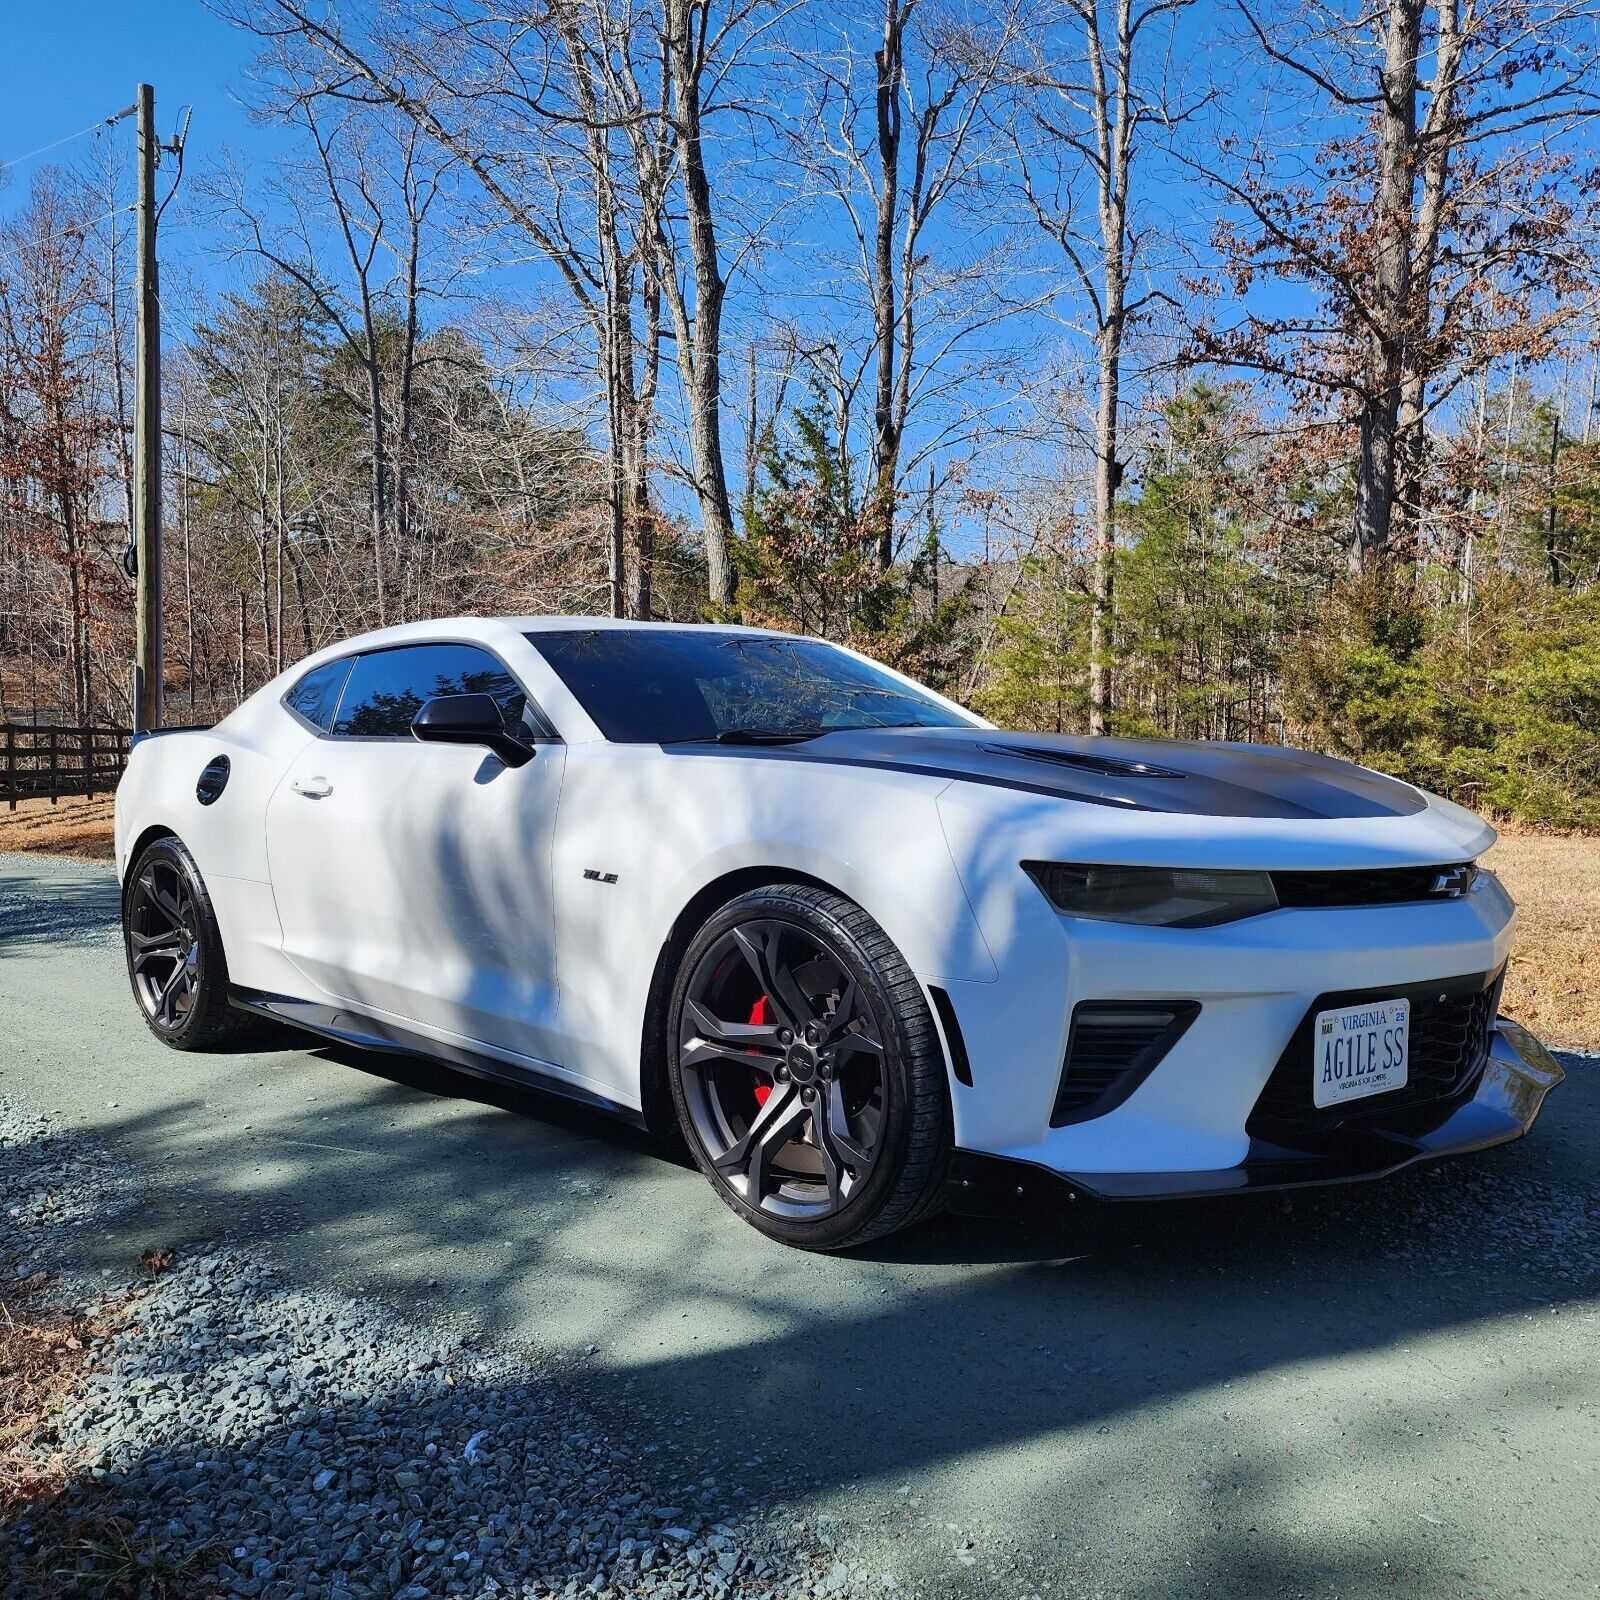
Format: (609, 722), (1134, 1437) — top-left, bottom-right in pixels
(0, 1095), (875, 1600)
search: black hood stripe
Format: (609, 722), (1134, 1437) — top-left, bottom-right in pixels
(659, 741), (1159, 810)
(659, 730), (1428, 821)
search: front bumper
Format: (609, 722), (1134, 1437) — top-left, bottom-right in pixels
(946, 1018), (1565, 1211)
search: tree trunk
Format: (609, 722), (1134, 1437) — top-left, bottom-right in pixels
(286, 539), (315, 655)
(396, 163), (425, 616)
(105, 229), (136, 545)
(1090, 324), (1120, 736)
(1083, 0), (1134, 737)
(1353, 0), (1421, 572)
(1393, 0), (1462, 560)
(743, 340), (760, 530)
(59, 480), (87, 724)
(363, 346), (389, 626)
(666, 0), (737, 608)
(870, 0), (907, 570)
(628, 217), (662, 621)
(1545, 408), (1563, 586)
(181, 425), (196, 718)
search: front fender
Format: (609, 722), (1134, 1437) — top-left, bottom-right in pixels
(547, 746), (996, 1104)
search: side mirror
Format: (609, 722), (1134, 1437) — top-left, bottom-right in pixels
(411, 694), (534, 768)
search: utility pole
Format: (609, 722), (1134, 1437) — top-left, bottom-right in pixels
(1545, 407), (1563, 588)
(133, 82), (163, 733)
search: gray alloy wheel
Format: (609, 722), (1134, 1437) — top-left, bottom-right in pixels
(667, 884), (951, 1250)
(122, 835), (249, 1050)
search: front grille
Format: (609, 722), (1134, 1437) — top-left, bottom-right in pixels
(1052, 1001), (1199, 1127)
(1271, 862), (1477, 909)
(1249, 966), (1504, 1134)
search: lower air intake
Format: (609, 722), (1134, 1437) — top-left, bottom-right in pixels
(1051, 1001), (1200, 1127)
(1248, 966), (1505, 1134)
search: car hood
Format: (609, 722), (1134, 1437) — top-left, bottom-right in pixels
(683, 728), (1428, 821)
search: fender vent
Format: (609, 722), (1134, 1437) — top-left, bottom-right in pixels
(196, 755), (231, 806)
(1052, 1001), (1200, 1126)
(928, 985), (973, 1087)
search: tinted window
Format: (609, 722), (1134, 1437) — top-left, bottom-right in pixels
(333, 644), (528, 739)
(528, 629), (972, 743)
(284, 658), (354, 731)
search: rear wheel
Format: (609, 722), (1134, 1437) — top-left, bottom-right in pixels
(667, 884), (951, 1250)
(122, 835), (248, 1050)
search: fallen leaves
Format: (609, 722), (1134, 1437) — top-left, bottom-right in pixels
(0, 1277), (98, 1512)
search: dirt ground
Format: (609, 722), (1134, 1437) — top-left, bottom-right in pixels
(1, 795), (1594, 1049)
(1484, 831), (1600, 1051)
(0, 796), (115, 861)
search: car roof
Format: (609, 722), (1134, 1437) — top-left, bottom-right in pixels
(278, 616), (806, 669)
(510, 616), (798, 637)
(325, 616), (805, 646)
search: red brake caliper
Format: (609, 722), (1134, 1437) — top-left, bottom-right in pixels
(749, 995), (774, 1106)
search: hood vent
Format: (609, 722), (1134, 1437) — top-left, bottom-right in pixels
(983, 743), (1187, 780)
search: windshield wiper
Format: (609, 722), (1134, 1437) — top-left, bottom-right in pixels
(709, 728), (831, 744)
(658, 729), (830, 745)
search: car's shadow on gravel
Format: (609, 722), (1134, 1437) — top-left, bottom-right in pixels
(304, 1036), (702, 1168)
(35, 1017), (1600, 1600)
(314, 1033), (1600, 1278)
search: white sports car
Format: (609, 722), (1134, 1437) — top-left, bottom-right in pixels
(114, 617), (1565, 1249)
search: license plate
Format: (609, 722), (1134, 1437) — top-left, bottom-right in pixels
(1313, 997), (1410, 1109)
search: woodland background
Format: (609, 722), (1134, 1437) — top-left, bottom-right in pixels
(2, 0), (1598, 825)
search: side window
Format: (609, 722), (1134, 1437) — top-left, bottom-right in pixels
(332, 643), (530, 739)
(284, 658), (354, 731)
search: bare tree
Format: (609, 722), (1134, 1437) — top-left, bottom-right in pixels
(220, 0), (772, 615)
(780, 2), (1024, 575)
(592, 0), (780, 608)
(662, 0), (741, 606)
(1007, 0), (1200, 733)
(206, 79), (453, 627)
(0, 175), (120, 722)
(1199, 0), (1600, 568)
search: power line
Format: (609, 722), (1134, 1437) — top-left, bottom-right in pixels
(29, 203), (136, 247)
(0, 105), (136, 178)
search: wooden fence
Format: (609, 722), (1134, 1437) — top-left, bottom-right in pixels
(1, 725), (132, 810)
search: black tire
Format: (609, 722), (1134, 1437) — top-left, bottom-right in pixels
(122, 834), (250, 1050)
(666, 883), (951, 1251)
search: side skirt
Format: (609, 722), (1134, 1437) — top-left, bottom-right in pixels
(227, 986), (647, 1129)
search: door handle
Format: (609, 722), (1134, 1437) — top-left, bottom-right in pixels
(291, 776), (333, 799)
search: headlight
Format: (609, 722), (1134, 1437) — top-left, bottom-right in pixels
(1023, 861), (1280, 927)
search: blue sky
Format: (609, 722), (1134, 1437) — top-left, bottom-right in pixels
(1, 1), (1573, 554)
(0, 3), (1327, 555)
(0, 4), (264, 195)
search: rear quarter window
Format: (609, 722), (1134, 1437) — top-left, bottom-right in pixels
(333, 643), (529, 739)
(283, 658), (354, 731)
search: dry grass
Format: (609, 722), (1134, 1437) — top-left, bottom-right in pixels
(1, 1262), (220, 1599)
(0, 1273), (108, 1512)
(0, 795), (115, 861)
(0, 794), (1592, 1047)
(1485, 832), (1600, 1052)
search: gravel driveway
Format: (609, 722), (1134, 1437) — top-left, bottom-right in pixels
(2, 1097), (875, 1600)
(3, 852), (1599, 1600)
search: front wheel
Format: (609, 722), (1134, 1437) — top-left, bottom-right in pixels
(667, 884), (951, 1250)
(122, 835), (248, 1050)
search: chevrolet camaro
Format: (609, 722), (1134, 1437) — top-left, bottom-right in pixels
(114, 617), (1565, 1249)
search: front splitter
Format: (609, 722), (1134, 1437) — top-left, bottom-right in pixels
(944, 1019), (1566, 1213)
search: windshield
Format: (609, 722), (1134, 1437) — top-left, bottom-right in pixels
(527, 629), (975, 744)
